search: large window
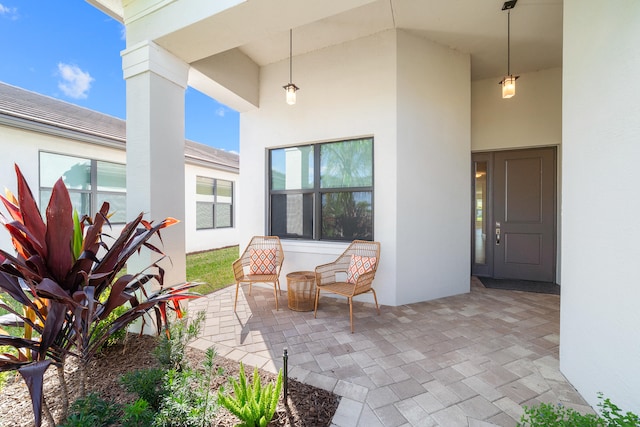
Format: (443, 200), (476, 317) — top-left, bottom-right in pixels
(196, 176), (234, 230)
(39, 152), (126, 223)
(269, 137), (373, 241)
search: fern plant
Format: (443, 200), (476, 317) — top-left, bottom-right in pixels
(218, 363), (282, 427)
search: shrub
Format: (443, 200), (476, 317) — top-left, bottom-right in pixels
(120, 368), (166, 411)
(122, 398), (156, 427)
(59, 393), (120, 427)
(153, 311), (206, 371)
(519, 394), (640, 427)
(218, 362), (283, 427)
(153, 348), (219, 427)
(119, 316), (219, 427)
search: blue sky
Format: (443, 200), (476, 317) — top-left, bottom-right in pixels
(0, 2), (240, 153)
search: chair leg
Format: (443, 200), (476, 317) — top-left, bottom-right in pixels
(273, 283), (279, 311)
(349, 297), (354, 334)
(371, 288), (380, 315)
(276, 279), (282, 296)
(248, 283), (252, 295)
(234, 282), (240, 311)
(314, 288), (320, 318)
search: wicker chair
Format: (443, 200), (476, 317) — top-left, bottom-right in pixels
(314, 240), (381, 333)
(233, 236), (285, 311)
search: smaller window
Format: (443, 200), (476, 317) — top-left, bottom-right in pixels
(196, 176), (234, 230)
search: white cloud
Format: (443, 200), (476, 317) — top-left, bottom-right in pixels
(57, 63), (94, 99)
(215, 107), (226, 117)
(0, 3), (18, 19)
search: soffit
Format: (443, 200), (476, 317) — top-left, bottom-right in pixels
(235, 0), (562, 81)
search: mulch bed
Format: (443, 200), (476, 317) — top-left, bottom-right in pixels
(0, 334), (339, 426)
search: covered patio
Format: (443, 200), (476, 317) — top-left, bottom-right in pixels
(187, 280), (591, 426)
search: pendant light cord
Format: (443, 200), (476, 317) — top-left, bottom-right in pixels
(507, 10), (511, 76)
(289, 29), (293, 84)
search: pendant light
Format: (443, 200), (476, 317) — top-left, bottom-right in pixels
(283, 29), (299, 105)
(499, 0), (519, 99)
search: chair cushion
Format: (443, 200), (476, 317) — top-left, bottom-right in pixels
(249, 248), (278, 274)
(346, 255), (377, 284)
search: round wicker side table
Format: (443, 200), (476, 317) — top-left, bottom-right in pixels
(286, 271), (316, 312)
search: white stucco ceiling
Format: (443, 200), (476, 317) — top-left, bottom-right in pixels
(231, 0), (563, 81)
(90, 0), (563, 81)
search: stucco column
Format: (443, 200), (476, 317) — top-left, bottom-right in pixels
(121, 41), (189, 292)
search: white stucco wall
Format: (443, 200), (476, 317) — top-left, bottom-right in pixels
(240, 29), (471, 306)
(240, 29), (398, 304)
(0, 123), (238, 256)
(560, 0), (640, 413)
(396, 31), (471, 304)
(471, 67), (562, 152)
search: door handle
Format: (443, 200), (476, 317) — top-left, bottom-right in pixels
(495, 228), (501, 245)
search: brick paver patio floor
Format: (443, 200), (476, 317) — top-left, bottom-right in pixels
(187, 278), (592, 426)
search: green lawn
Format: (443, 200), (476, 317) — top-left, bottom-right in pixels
(186, 245), (239, 295)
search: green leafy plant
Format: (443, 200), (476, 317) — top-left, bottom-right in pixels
(154, 311), (206, 371)
(0, 164), (201, 426)
(59, 393), (120, 427)
(519, 394), (640, 427)
(121, 398), (156, 427)
(120, 367), (167, 411)
(120, 315), (219, 427)
(153, 347), (219, 427)
(597, 395), (639, 427)
(218, 362), (283, 427)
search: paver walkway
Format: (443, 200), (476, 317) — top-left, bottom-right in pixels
(187, 278), (592, 426)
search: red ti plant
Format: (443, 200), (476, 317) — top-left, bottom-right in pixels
(0, 165), (201, 426)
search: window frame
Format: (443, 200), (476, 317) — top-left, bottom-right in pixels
(195, 176), (235, 230)
(39, 151), (127, 224)
(268, 137), (374, 242)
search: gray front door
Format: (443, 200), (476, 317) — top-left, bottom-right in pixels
(472, 147), (556, 282)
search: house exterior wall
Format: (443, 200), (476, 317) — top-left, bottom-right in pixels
(396, 30), (471, 304)
(560, 0), (640, 413)
(240, 29), (471, 306)
(471, 67), (562, 152)
(0, 122), (239, 256)
(240, 29), (398, 304)
(185, 162), (239, 251)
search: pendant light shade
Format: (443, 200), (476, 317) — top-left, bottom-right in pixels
(499, 0), (519, 99)
(283, 29), (299, 105)
(284, 83), (299, 105)
(501, 75), (517, 98)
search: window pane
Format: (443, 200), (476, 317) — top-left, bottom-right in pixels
(474, 161), (487, 265)
(97, 193), (126, 223)
(196, 176), (214, 195)
(196, 202), (214, 229)
(216, 180), (233, 204)
(322, 191), (372, 240)
(320, 138), (373, 188)
(40, 152), (90, 190)
(270, 146), (314, 190)
(271, 193), (313, 238)
(215, 204), (232, 228)
(97, 161), (126, 192)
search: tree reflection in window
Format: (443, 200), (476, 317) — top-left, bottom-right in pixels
(269, 137), (373, 241)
